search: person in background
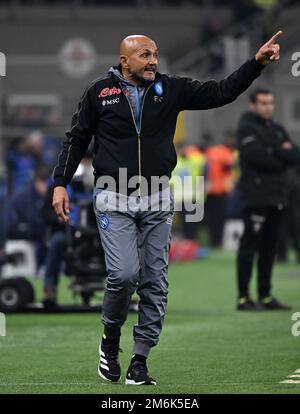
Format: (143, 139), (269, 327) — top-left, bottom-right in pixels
(6, 137), (35, 194)
(42, 182), (67, 308)
(204, 132), (236, 247)
(42, 153), (94, 307)
(5, 131), (46, 194)
(224, 130), (242, 220)
(6, 166), (50, 268)
(171, 143), (206, 241)
(276, 164), (300, 263)
(26, 130), (44, 159)
(236, 88), (300, 311)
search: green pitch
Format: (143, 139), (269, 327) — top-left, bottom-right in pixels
(0, 251), (299, 394)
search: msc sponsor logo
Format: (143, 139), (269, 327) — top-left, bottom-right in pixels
(102, 98), (120, 106)
(99, 87), (122, 98)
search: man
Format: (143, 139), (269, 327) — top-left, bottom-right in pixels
(6, 166), (49, 268)
(236, 88), (300, 311)
(277, 164), (300, 263)
(171, 144), (206, 241)
(52, 32), (282, 385)
(42, 153), (94, 308)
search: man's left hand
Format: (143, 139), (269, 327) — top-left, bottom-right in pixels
(255, 30), (283, 66)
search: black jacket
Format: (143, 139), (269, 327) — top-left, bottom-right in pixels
(237, 111), (300, 209)
(53, 58), (265, 191)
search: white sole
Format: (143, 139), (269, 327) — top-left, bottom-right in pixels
(125, 378), (156, 385)
(98, 366), (120, 383)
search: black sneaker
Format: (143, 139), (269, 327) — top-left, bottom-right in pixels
(125, 360), (156, 385)
(237, 297), (259, 311)
(257, 297), (292, 310)
(98, 342), (121, 383)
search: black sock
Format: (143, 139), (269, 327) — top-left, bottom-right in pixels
(102, 333), (120, 346)
(131, 353), (146, 364)
(102, 326), (121, 346)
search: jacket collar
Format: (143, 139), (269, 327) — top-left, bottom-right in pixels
(242, 111), (273, 126)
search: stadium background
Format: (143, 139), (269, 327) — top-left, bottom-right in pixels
(0, 0), (300, 394)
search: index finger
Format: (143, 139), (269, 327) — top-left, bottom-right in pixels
(267, 30), (283, 45)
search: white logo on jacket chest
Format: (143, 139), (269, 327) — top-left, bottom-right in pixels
(154, 95), (163, 103)
(102, 98), (120, 106)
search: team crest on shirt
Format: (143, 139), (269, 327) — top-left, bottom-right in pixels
(154, 81), (163, 96)
(251, 214), (265, 233)
(100, 214), (110, 230)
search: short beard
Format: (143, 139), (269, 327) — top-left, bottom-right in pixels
(130, 69), (154, 85)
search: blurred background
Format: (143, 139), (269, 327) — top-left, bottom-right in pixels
(0, 0), (300, 308)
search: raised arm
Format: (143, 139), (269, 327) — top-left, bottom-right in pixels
(177, 31), (282, 111)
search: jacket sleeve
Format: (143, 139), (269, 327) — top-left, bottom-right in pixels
(238, 124), (284, 172)
(52, 84), (98, 188)
(176, 58), (264, 111)
(273, 126), (300, 166)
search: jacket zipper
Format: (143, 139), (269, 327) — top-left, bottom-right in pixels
(120, 82), (154, 197)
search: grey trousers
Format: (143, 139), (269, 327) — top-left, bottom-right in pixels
(93, 187), (174, 357)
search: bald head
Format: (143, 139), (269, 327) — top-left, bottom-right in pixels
(120, 35), (157, 56)
(119, 35), (158, 85)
